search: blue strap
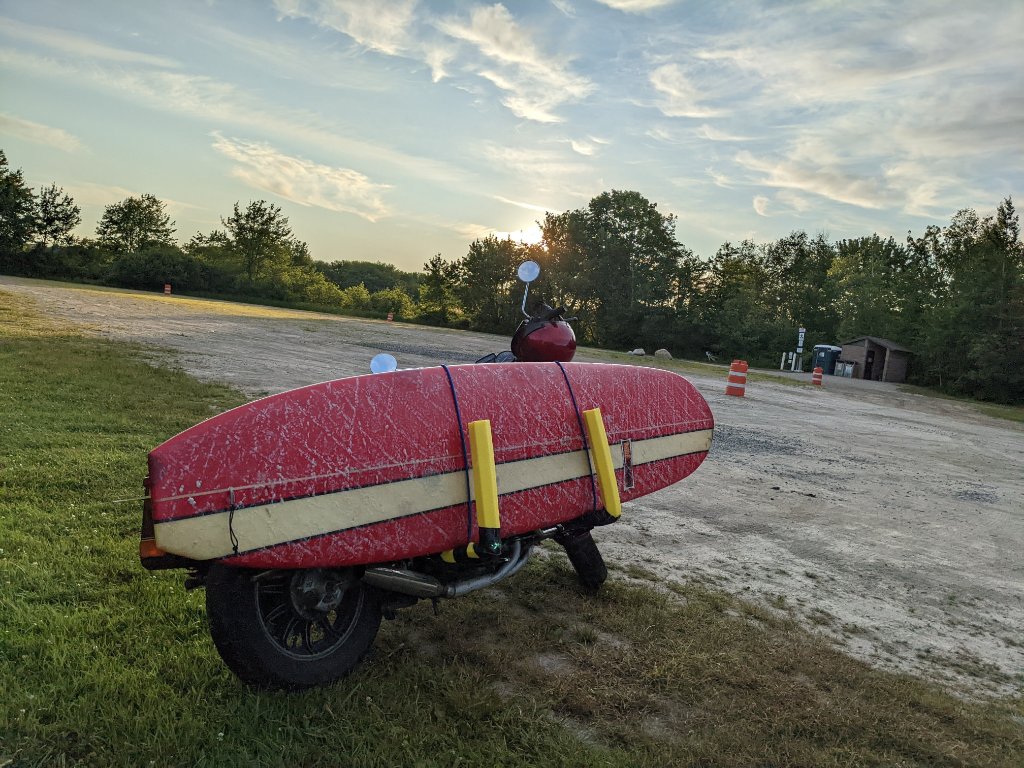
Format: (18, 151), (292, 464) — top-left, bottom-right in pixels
(441, 365), (474, 541)
(556, 362), (598, 512)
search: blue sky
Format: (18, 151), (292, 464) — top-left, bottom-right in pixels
(1, 0), (1021, 272)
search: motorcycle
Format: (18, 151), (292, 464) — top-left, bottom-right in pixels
(141, 261), (614, 690)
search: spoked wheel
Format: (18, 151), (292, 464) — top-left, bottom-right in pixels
(206, 565), (381, 690)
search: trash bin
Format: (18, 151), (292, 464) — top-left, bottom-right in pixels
(812, 345), (843, 375)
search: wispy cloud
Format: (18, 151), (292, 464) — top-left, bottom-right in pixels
(550, 0), (577, 18)
(211, 133), (391, 221)
(735, 143), (887, 211)
(481, 143), (590, 192)
(696, 124), (751, 142)
(706, 168), (733, 188)
(199, 27), (393, 91)
(595, 0), (679, 11)
(492, 195), (555, 214)
(0, 112), (82, 152)
(273, 0), (418, 56)
(776, 190), (812, 214)
(649, 64), (723, 118)
(682, 2), (1024, 218)
(0, 15), (178, 68)
(272, 2), (592, 121)
(0, 46), (471, 188)
(437, 3), (593, 122)
(422, 43), (456, 82)
(62, 181), (138, 206)
(752, 195), (769, 216)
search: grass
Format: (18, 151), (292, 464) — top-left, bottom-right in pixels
(975, 402), (1024, 423)
(896, 383), (1024, 423)
(2, 288), (1023, 767)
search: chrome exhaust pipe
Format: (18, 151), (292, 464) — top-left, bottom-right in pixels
(361, 567), (446, 598)
(362, 541), (529, 599)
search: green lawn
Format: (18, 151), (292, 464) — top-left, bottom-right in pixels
(1, 289), (1021, 767)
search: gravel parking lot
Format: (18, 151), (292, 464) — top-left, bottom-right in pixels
(5, 275), (1022, 698)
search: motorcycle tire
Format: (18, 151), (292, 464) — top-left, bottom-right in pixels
(205, 565), (381, 690)
(555, 529), (608, 590)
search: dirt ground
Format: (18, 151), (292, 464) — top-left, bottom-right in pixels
(4, 276), (1022, 699)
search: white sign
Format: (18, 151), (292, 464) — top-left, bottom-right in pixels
(797, 326), (806, 354)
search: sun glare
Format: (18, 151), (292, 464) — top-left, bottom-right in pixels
(495, 226), (543, 245)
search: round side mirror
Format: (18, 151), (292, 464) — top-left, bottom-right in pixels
(370, 353), (398, 374)
(517, 260), (540, 283)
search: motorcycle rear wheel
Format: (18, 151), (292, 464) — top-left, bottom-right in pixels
(205, 565), (381, 690)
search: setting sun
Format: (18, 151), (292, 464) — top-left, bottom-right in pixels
(494, 225), (543, 245)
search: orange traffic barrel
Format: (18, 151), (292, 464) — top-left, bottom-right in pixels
(812, 366), (823, 386)
(726, 360), (748, 397)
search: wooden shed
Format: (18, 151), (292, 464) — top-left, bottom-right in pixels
(839, 336), (912, 383)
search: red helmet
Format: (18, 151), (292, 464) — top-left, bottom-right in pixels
(512, 318), (577, 362)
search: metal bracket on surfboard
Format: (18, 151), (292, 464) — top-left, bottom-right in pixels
(441, 419), (505, 563)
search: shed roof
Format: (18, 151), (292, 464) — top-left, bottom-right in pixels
(841, 336), (913, 354)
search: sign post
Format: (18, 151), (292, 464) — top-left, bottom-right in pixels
(792, 326), (806, 371)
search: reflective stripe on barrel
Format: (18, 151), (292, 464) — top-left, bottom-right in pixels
(812, 366), (823, 386)
(726, 359), (748, 397)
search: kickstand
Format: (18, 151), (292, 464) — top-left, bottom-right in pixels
(431, 597), (441, 616)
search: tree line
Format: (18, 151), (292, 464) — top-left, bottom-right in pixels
(1, 149), (1021, 403)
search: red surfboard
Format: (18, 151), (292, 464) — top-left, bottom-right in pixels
(147, 362), (713, 569)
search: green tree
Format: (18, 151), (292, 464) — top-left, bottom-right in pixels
(456, 236), (523, 333)
(319, 260), (420, 296)
(339, 283), (372, 312)
(278, 265), (345, 306)
(537, 209), (597, 339)
(42, 239), (115, 281)
(669, 249), (710, 357)
(369, 287), (416, 319)
(693, 240), (787, 362)
(106, 244), (207, 291)
(762, 231), (839, 353)
(830, 234), (932, 344)
(418, 254), (463, 326)
(35, 183), (80, 247)
(532, 192), (690, 347)
(0, 150), (36, 265)
(222, 200), (292, 283)
(182, 229), (239, 292)
(584, 190), (688, 347)
(96, 194), (175, 253)
(917, 198), (1024, 402)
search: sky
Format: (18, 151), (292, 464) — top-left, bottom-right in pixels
(1, 0), (1022, 273)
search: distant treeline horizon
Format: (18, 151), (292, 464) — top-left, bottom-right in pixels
(2, 148), (1021, 404)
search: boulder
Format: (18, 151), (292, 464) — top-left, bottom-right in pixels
(654, 348), (672, 359)
(627, 348), (645, 356)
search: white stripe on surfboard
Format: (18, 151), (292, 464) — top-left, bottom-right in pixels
(154, 428), (713, 561)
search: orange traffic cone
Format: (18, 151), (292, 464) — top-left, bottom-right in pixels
(812, 366), (823, 386)
(726, 360), (748, 397)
